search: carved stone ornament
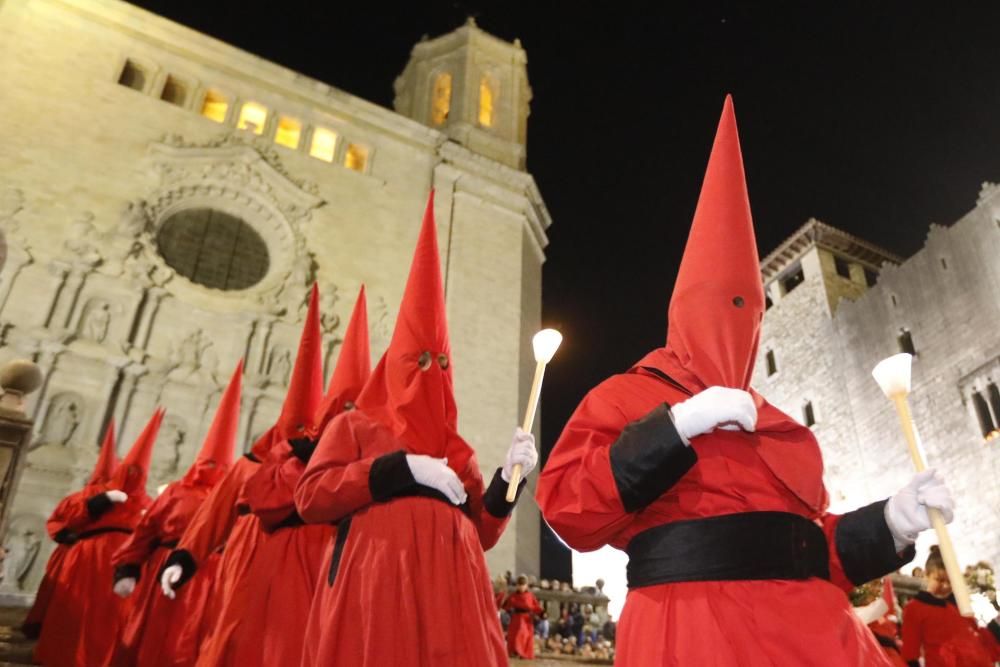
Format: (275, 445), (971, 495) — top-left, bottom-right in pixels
(130, 134), (325, 311)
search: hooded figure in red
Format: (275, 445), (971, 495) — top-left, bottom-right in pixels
(160, 285), (330, 667)
(33, 411), (161, 667)
(110, 362), (241, 667)
(233, 285), (370, 667)
(536, 97), (955, 666)
(295, 191), (537, 667)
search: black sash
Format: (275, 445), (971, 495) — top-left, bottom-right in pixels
(626, 512), (830, 588)
(75, 526), (132, 541)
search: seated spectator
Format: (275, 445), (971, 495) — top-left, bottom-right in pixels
(535, 611), (550, 640)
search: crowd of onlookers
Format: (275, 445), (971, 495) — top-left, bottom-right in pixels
(494, 572), (616, 662)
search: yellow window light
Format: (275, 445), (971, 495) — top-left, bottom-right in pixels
(431, 72), (452, 126)
(237, 101), (268, 135)
(275, 116), (302, 150)
(200, 90), (228, 123)
(310, 127), (337, 162)
(344, 144), (368, 172)
(479, 76), (495, 128)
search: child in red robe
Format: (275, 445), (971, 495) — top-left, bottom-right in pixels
(32, 413), (161, 667)
(901, 546), (1000, 667)
(295, 192), (537, 667)
(503, 575), (544, 659)
(109, 362), (241, 667)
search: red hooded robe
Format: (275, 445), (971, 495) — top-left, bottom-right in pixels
(110, 362), (241, 667)
(901, 592), (1000, 667)
(502, 588), (544, 658)
(233, 285), (370, 667)
(295, 192), (521, 667)
(33, 411), (161, 667)
(536, 97), (915, 666)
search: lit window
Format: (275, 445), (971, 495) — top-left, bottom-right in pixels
(200, 90), (229, 123)
(344, 144), (369, 172)
(766, 350), (777, 377)
(237, 101), (268, 135)
(309, 128), (337, 162)
(780, 266), (804, 295)
(161, 76), (186, 106)
(118, 60), (146, 92)
(479, 75), (497, 127)
(431, 72), (452, 126)
(897, 328), (916, 356)
(275, 116), (302, 150)
(802, 401), (816, 427)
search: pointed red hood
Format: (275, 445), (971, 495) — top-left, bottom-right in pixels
(637, 97), (825, 513)
(183, 360), (241, 487)
(357, 192), (472, 470)
(251, 284), (324, 459)
(88, 420), (118, 486)
(110, 408), (164, 496)
(313, 286), (371, 436)
(666, 95), (765, 391)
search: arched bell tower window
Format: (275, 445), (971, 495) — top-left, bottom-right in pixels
(156, 208), (270, 290)
(431, 72), (452, 126)
(478, 73), (498, 128)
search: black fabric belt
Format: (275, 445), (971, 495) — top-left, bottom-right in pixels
(272, 511), (305, 531)
(392, 485), (471, 517)
(78, 526), (132, 540)
(153, 539), (179, 550)
(237, 505), (251, 516)
(510, 609), (532, 614)
(873, 633), (899, 650)
(625, 512), (830, 589)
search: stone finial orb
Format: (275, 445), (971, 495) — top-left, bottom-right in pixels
(0, 360), (43, 395)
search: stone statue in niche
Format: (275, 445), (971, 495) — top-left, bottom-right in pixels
(168, 329), (218, 381)
(267, 347), (292, 386)
(152, 416), (186, 479)
(35, 392), (84, 450)
(79, 299), (112, 344)
(1, 524), (41, 591)
(319, 284), (341, 333)
(63, 212), (102, 266)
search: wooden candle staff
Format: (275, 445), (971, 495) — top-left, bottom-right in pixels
(872, 353), (973, 617)
(506, 329), (562, 502)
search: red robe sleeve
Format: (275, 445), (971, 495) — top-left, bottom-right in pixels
(112, 491), (172, 583)
(245, 442), (306, 531)
(46, 493), (94, 539)
(535, 390), (649, 551)
(295, 414), (382, 525)
(175, 458), (254, 564)
(459, 458), (521, 551)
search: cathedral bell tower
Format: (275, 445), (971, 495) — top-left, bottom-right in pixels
(394, 18), (532, 170)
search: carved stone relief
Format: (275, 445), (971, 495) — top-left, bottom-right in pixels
(152, 415), (187, 479)
(34, 391), (84, 450)
(77, 298), (113, 344)
(167, 329), (218, 382)
(0, 515), (43, 591)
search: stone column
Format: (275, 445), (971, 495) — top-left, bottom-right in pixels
(0, 360), (43, 545)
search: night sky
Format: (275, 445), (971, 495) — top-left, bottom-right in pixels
(133, 1), (1000, 576)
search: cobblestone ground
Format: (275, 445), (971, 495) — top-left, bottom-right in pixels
(0, 607), (608, 666)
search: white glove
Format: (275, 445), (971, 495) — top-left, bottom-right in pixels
(670, 386), (757, 443)
(106, 490), (128, 503)
(406, 455), (468, 505)
(161, 564), (182, 599)
(113, 577), (136, 598)
(852, 598), (889, 625)
(885, 469), (954, 551)
(502, 428), (537, 482)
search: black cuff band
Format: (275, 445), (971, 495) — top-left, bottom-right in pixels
(244, 452), (260, 463)
(835, 499), (915, 586)
(907, 661), (920, 667)
(987, 619), (1000, 644)
(608, 404), (697, 513)
(289, 437), (318, 463)
(54, 528), (78, 545)
(114, 563), (141, 584)
(483, 468), (525, 518)
(86, 493), (114, 519)
(160, 549), (198, 590)
(368, 450), (417, 502)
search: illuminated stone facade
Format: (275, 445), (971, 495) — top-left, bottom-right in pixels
(754, 197), (1000, 570)
(0, 0), (549, 595)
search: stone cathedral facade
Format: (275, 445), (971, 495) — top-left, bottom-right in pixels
(0, 0), (550, 595)
(754, 186), (1000, 571)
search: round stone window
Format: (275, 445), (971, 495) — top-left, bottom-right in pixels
(156, 208), (270, 290)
